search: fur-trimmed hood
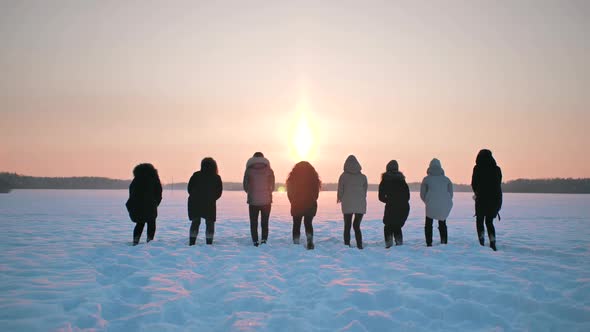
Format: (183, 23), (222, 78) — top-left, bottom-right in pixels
(246, 156), (271, 170)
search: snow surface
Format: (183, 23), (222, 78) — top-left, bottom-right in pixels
(0, 190), (589, 331)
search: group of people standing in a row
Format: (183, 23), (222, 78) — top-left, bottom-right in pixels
(126, 149), (503, 251)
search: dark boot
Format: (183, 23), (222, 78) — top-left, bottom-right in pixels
(206, 237), (213, 245)
(439, 221), (448, 244)
(490, 241), (497, 251)
(306, 234), (314, 250)
(395, 234), (403, 246)
(293, 236), (300, 245)
(478, 232), (485, 246)
(254, 241), (259, 247)
(425, 218), (433, 246)
(189, 237), (196, 246)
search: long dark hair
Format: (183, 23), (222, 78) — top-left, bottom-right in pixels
(133, 163), (160, 180)
(476, 149), (497, 167)
(201, 157), (218, 174)
(286, 161), (321, 190)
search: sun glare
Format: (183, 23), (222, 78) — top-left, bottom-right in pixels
(293, 113), (314, 160)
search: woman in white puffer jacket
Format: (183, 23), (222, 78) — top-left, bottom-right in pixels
(420, 158), (454, 246)
(337, 155), (368, 249)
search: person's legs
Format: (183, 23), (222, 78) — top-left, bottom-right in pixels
(189, 219), (201, 246)
(303, 215), (314, 249)
(485, 216), (496, 251)
(476, 215), (485, 246)
(394, 227), (404, 246)
(343, 213), (352, 246)
(425, 217), (434, 246)
(133, 222), (145, 245)
(249, 205), (260, 245)
(146, 219), (156, 242)
(353, 214), (363, 249)
(292, 216), (302, 244)
(438, 220), (448, 244)
(260, 205), (271, 243)
(384, 224), (393, 248)
(205, 220), (215, 245)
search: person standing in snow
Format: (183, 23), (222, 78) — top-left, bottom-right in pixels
(337, 155), (368, 249)
(243, 152), (275, 246)
(420, 158), (454, 246)
(471, 149), (503, 251)
(126, 163), (163, 246)
(187, 157), (223, 245)
(378, 160), (410, 248)
(286, 161), (321, 250)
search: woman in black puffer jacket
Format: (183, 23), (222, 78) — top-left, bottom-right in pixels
(188, 157), (223, 245)
(126, 163), (163, 245)
(378, 160), (410, 248)
(471, 149), (503, 251)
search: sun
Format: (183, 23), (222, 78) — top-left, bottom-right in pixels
(293, 113), (314, 160)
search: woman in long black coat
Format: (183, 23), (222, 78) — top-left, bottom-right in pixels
(188, 157), (223, 245)
(126, 163), (163, 245)
(286, 161), (321, 250)
(471, 149), (502, 251)
(378, 160), (410, 248)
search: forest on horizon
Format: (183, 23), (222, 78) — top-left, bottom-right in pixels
(1, 173), (589, 194)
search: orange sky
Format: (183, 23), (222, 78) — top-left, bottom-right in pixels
(1, 1), (589, 184)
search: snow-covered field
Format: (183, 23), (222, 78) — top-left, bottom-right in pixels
(0, 190), (589, 331)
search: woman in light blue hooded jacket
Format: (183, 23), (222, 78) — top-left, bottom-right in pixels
(337, 155), (368, 249)
(420, 158), (453, 246)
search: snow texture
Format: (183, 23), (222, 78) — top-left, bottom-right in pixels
(0, 190), (589, 331)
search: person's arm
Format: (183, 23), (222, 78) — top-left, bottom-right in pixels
(363, 175), (368, 196)
(242, 169), (249, 192)
(155, 178), (163, 206)
(337, 174), (344, 203)
(187, 174), (194, 195)
(420, 178), (427, 202)
(378, 180), (387, 203)
(312, 182), (320, 201)
(287, 183), (294, 203)
(471, 166), (479, 195)
(215, 175), (223, 200)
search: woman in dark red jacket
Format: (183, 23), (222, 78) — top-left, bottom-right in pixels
(286, 161), (321, 250)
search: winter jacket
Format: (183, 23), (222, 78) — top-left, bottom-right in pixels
(420, 159), (454, 221)
(243, 157), (275, 206)
(187, 171), (223, 221)
(126, 166), (163, 223)
(378, 163), (410, 227)
(471, 150), (503, 218)
(337, 155), (368, 214)
(287, 179), (320, 217)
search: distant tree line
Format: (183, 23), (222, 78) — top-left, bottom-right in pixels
(0, 173), (130, 190)
(1, 173), (589, 194)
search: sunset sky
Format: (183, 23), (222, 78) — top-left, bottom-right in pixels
(1, 1), (588, 184)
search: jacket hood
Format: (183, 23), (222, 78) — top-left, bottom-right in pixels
(386, 160), (399, 173)
(246, 156), (270, 169)
(343, 155), (362, 173)
(476, 149), (497, 167)
(133, 163), (158, 179)
(383, 160), (405, 180)
(427, 158), (445, 176)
